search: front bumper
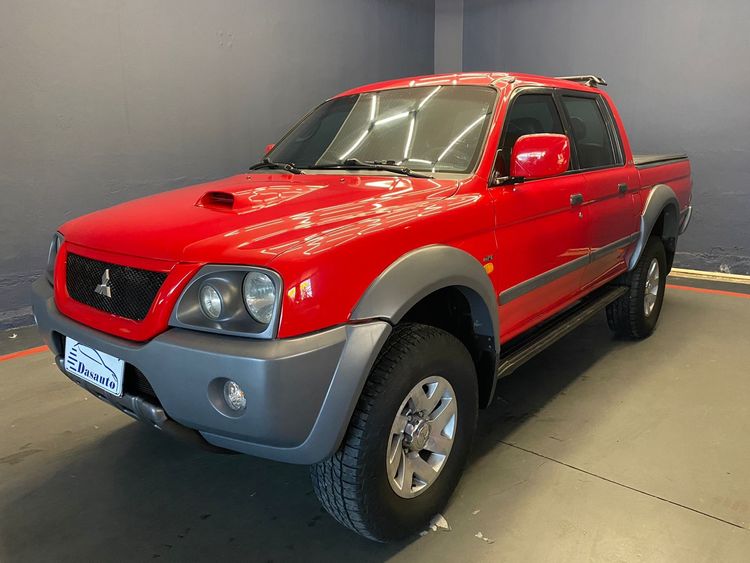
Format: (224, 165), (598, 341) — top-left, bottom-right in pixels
(32, 278), (391, 464)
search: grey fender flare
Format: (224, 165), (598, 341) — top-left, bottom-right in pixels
(351, 245), (500, 353)
(629, 184), (680, 270)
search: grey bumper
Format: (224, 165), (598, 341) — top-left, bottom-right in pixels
(31, 278), (391, 464)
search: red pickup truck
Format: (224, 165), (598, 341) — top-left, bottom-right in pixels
(32, 72), (692, 541)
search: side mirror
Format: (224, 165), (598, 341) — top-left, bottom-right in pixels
(510, 134), (570, 180)
(264, 143), (275, 155)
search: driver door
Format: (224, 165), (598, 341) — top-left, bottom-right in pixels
(490, 91), (589, 341)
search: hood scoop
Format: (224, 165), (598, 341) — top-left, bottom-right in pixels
(196, 184), (330, 214)
(196, 190), (248, 212)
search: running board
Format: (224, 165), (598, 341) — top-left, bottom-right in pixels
(496, 286), (628, 379)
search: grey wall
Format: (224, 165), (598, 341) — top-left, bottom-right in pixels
(0, 0), (435, 327)
(464, 0), (750, 274)
(434, 0), (464, 73)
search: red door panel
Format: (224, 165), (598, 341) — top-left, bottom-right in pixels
(492, 174), (589, 341)
(580, 166), (640, 288)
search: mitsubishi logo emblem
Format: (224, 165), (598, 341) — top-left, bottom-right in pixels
(95, 269), (112, 298)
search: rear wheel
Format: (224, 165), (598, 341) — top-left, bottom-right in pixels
(606, 236), (667, 339)
(311, 323), (478, 541)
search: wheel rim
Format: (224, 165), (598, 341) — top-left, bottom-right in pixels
(644, 258), (660, 317)
(386, 375), (457, 499)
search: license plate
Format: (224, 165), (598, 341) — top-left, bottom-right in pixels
(63, 337), (125, 397)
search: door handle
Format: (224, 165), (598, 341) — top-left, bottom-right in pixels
(570, 193), (584, 206)
(618, 183), (628, 194)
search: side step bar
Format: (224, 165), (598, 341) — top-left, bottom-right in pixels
(496, 286), (628, 378)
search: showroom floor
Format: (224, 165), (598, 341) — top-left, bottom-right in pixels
(2, 276), (749, 561)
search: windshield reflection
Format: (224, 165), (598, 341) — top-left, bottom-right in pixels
(268, 86), (496, 174)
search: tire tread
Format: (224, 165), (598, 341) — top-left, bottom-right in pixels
(606, 236), (666, 339)
(310, 323), (462, 540)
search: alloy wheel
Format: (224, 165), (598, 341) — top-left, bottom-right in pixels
(386, 375), (457, 498)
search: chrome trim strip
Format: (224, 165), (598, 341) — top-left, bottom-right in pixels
(500, 232), (639, 305)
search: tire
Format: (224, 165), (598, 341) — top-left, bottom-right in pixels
(606, 236), (667, 339)
(311, 323), (478, 541)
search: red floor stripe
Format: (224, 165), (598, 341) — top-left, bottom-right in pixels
(0, 345), (49, 363)
(667, 284), (750, 299)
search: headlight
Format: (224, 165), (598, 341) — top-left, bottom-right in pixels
(170, 265), (281, 338)
(243, 272), (276, 324)
(199, 284), (223, 320)
(46, 232), (64, 284)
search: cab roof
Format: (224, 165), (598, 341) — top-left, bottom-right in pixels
(337, 72), (601, 97)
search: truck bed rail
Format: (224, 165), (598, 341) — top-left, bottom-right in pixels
(633, 154), (688, 168)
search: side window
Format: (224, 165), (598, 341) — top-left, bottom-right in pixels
(496, 93), (564, 176)
(560, 95), (616, 169)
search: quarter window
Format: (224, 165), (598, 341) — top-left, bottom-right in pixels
(560, 96), (616, 169)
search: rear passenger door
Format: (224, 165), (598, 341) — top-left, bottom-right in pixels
(558, 93), (639, 288)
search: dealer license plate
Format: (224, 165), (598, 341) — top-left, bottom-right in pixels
(63, 337), (125, 397)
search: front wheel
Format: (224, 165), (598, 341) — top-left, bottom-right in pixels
(606, 236), (667, 339)
(311, 323), (478, 541)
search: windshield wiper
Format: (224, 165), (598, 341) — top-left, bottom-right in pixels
(249, 158), (303, 174)
(307, 158), (432, 179)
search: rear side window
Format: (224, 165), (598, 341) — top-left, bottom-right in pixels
(497, 93), (565, 176)
(560, 96), (616, 169)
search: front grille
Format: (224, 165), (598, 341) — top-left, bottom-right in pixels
(66, 253), (167, 321)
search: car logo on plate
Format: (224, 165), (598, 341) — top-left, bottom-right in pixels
(95, 268), (112, 298)
(65, 342), (120, 386)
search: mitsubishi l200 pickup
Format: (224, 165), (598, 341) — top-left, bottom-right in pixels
(32, 73), (692, 541)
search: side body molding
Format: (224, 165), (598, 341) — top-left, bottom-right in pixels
(629, 184), (680, 270)
(351, 245), (500, 353)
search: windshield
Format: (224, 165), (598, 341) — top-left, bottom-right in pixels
(268, 86), (496, 174)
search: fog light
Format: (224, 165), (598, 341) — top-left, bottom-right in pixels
(199, 284), (223, 320)
(223, 380), (246, 411)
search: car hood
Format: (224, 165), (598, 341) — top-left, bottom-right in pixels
(61, 172), (460, 265)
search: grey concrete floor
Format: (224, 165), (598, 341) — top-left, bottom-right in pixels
(2, 285), (750, 561)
